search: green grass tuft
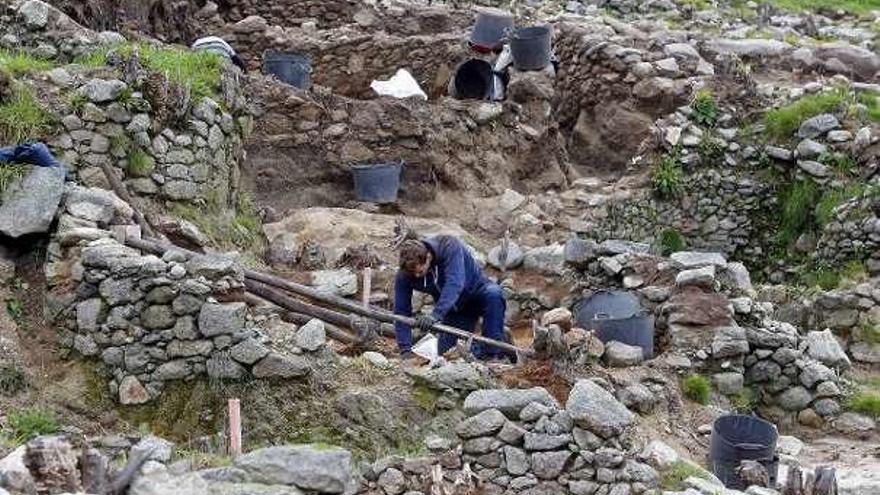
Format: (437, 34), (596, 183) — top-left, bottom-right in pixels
(768, 0), (880, 16)
(857, 93), (880, 122)
(799, 266), (840, 290)
(731, 388), (757, 413)
(848, 391), (880, 418)
(691, 89), (719, 128)
(779, 180), (820, 246)
(698, 134), (725, 166)
(819, 151), (856, 175)
(8, 407), (61, 445)
(859, 323), (880, 345)
(816, 184), (866, 227)
(661, 460), (712, 490)
(658, 227), (687, 256)
(126, 149), (155, 177)
(0, 86), (54, 142)
(0, 164), (29, 198)
(652, 151), (684, 200)
(764, 89), (846, 140)
(0, 50), (55, 76)
(120, 44), (224, 99)
(173, 192), (264, 253)
(682, 375), (712, 405)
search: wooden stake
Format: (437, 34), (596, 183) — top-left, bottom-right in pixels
(362, 267), (372, 308)
(228, 398), (241, 457)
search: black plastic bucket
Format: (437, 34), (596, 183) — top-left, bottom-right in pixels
(710, 415), (779, 490)
(574, 291), (654, 358)
(510, 26), (552, 71)
(351, 162), (402, 203)
(263, 52), (312, 90)
(469, 9), (514, 51)
(453, 59), (494, 100)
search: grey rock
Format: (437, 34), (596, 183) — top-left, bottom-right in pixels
(141, 305), (176, 330)
(504, 446), (529, 476)
(704, 38), (792, 58)
(199, 303), (246, 337)
(0, 167), (66, 238)
(311, 269), (357, 297)
(777, 386), (812, 411)
(833, 412), (876, 438)
(234, 445), (354, 493)
(173, 316), (198, 340)
(572, 427), (602, 451)
(167, 340), (213, 358)
(73, 334), (99, 356)
(812, 398), (841, 417)
(163, 180), (199, 200)
(455, 408), (506, 438)
(711, 327), (750, 358)
(564, 237), (598, 267)
(639, 440), (679, 471)
(462, 437), (499, 454)
(0, 445), (36, 494)
(172, 294), (203, 315)
(805, 329), (851, 368)
(19, 0), (50, 28)
(625, 460), (660, 486)
(670, 251), (727, 269)
(765, 146), (792, 161)
(522, 244), (565, 275)
(566, 379), (634, 438)
(153, 360), (191, 381)
(410, 362), (486, 391)
(798, 114), (840, 139)
(378, 467), (405, 495)
(124, 344), (150, 373)
(799, 361), (836, 388)
(76, 298), (103, 332)
(497, 421), (527, 445)
(795, 139), (827, 159)
(186, 254), (239, 278)
(101, 347), (124, 366)
(712, 372), (744, 395)
(603, 341), (644, 367)
(520, 401), (553, 421)
(530, 451), (572, 479)
(252, 353), (311, 379)
(850, 342), (880, 364)
(80, 79), (128, 103)
(132, 435), (174, 462)
(464, 387), (559, 418)
(523, 432), (571, 451)
(772, 347), (800, 365)
(616, 384), (656, 413)
(594, 448), (624, 468)
(746, 360), (782, 383)
(675, 265), (715, 289)
(569, 480), (599, 495)
(798, 160), (830, 178)
(146, 286), (177, 304)
(722, 262), (754, 295)
(206, 355), (247, 380)
(295, 319), (326, 352)
(598, 240), (651, 255)
(230, 339), (270, 365)
(488, 242), (525, 270)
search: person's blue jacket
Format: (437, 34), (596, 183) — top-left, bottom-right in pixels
(393, 235), (488, 351)
(0, 143), (63, 168)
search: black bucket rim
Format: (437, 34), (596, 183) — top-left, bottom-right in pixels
(512, 26), (552, 40)
(712, 414), (777, 450)
(350, 162), (403, 171)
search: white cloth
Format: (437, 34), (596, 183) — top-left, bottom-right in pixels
(370, 69), (428, 100)
(191, 36), (236, 59)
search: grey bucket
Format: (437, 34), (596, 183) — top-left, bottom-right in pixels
(510, 26), (552, 71)
(710, 415), (779, 490)
(263, 52), (312, 90)
(351, 162), (402, 203)
(469, 9), (514, 51)
(573, 290), (655, 359)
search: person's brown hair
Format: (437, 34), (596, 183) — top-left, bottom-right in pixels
(399, 239), (429, 274)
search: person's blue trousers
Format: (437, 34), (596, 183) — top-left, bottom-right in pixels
(0, 143), (64, 168)
(437, 282), (508, 359)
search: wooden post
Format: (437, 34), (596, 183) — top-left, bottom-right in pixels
(228, 398), (241, 457)
(362, 267), (372, 308)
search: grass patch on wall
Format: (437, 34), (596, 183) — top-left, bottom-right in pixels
(0, 85), (54, 142)
(764, 89), (846, 140)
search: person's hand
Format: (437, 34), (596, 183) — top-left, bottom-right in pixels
(414, 314), (437, 331)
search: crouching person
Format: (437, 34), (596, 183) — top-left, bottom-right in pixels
(393, 235), (509, 362)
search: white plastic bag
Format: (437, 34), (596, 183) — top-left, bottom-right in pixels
(412, 334), (439, 361)
(370, 69), (428, 100)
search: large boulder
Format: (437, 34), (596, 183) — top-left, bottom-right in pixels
(704, 38), (792, 58)
(0, 167), (66, 238)
(409, 362), (489, 391)
(234, 445), (356, 493)
(805, 330), (851, 368)
(670, 251), (727, 269)
(464, 388), (559, 418)
(566, 380), (634, 438)
(0, 446), (36, 494)
(252, 353), (311, 379)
